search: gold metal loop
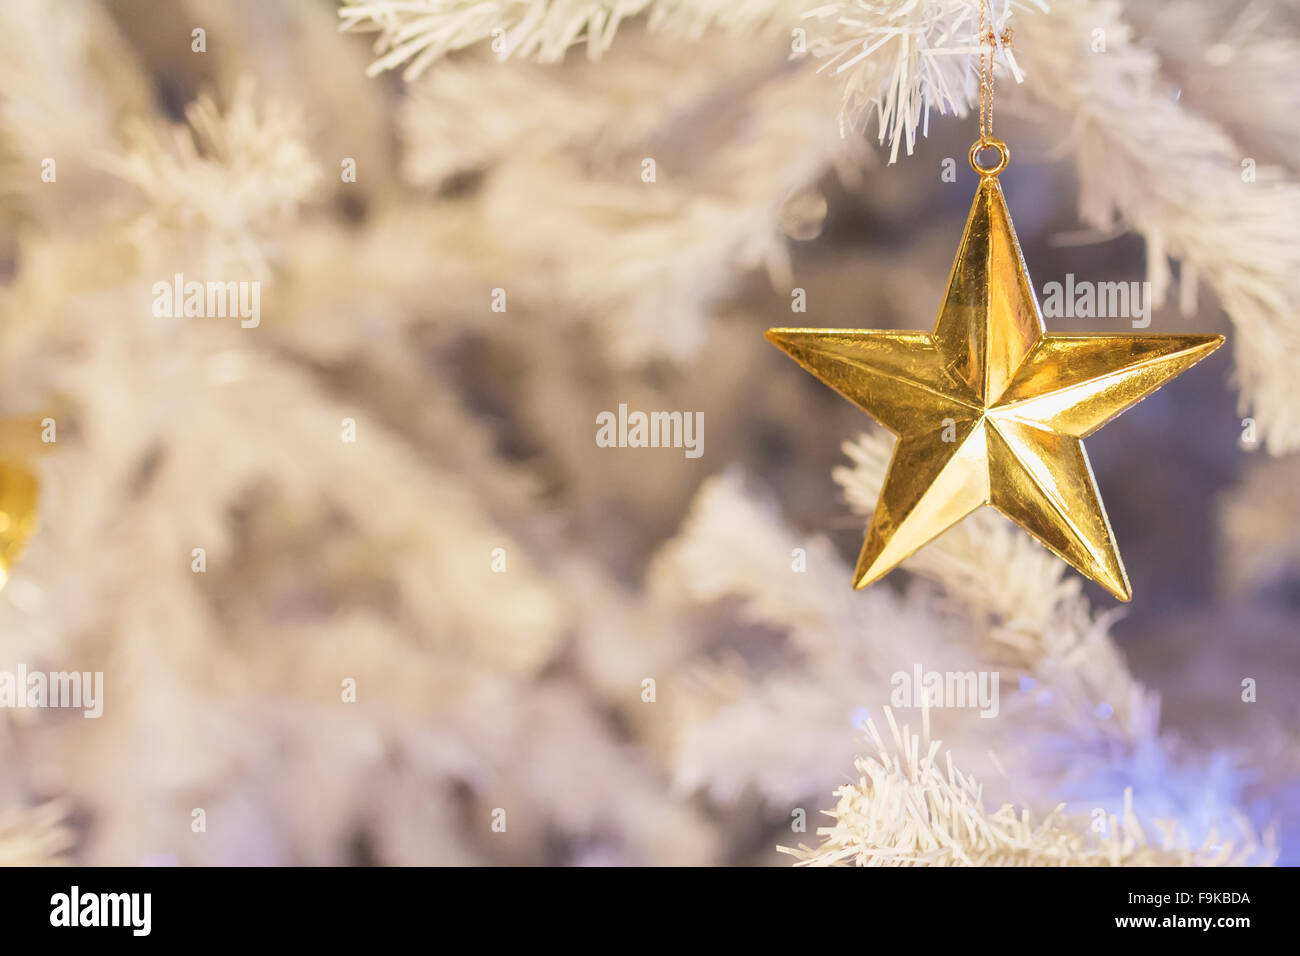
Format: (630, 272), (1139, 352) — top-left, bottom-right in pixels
(969, 138), (1009, 177)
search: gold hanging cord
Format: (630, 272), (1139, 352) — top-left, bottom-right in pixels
(970, 0), (1012, 177)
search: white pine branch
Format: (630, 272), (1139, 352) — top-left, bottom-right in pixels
(800, 0), (1039, 163)
(1129, 0), (1300, 170)
(99, 79), (322, 279)
(0, 801), (72, 866)
(404, 34), (858, 365)
(339, 0), (658, 78)
(338, 0), (808, 79)
(780, 709), (1268, 866)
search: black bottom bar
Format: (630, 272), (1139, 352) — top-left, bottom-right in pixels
(0, 864), (1283, 942)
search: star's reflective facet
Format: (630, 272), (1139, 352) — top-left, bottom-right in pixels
(767, 175), (1223, 602)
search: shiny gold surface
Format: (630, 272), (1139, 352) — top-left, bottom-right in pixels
(767, 172), (1223, 602)
(0, 460), (39, 590)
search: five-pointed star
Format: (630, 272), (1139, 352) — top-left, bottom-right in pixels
(767, 175), (1223, 601)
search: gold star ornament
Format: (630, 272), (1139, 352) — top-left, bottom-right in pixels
(766, 139), (1223, 602)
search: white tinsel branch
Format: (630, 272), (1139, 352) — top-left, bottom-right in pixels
(0, 801), (72, 866)
(338, 1), (811, 79)
(800, 0), (1038, 162)
(339, 0), (1034, 164)
(781, 708), (1267, 866)
(98, 78), (322, 279)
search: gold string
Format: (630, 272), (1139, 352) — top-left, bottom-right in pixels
(977, 1), (1013, 146)
(978, 0), (992, 144)
(970, 1), (1013, 175)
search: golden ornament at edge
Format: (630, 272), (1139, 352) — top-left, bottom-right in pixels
(0, 460), (40, 590)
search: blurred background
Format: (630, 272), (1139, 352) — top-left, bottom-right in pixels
(0, 0), (1296, 865)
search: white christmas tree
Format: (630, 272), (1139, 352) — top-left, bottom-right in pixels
(0, 0), (1290, 865)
